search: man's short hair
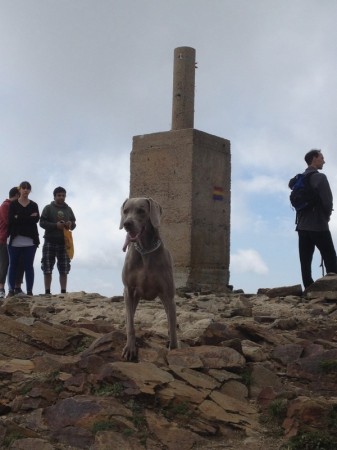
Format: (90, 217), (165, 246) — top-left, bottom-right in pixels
(9, 187), (19, 198)
(53, 186), (66, 197)
(305, 149), (321, 165)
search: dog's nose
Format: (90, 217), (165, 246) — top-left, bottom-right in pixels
(124, 219), (133, 229)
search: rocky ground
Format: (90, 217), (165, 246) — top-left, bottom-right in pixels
(0, 275), (337, 449)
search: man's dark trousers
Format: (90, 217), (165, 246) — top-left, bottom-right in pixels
(298, 229), (337, 288)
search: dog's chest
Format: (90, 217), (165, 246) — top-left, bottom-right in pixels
(123, 259), (164, 300)
(134, 266), (162, 296)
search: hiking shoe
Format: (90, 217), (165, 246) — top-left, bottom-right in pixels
(15, 292), (27, 298)
(0, 289), (5, 299)
(6, 290), (15, 298)
(14, 287), (23, 294)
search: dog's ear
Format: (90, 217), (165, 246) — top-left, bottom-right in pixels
(119, 199), (128, 229)
(147, 198), (162, 228)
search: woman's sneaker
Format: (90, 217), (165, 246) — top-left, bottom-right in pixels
(0, 289), (5, 299)
(14, 288), (26, 297)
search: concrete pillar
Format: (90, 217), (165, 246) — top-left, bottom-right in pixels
(171, 47), (196, 130)
(129, 47), (231, 292)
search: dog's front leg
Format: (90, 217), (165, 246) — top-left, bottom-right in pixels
(122, 287), (140, 361)
(161, 294), (178, 350)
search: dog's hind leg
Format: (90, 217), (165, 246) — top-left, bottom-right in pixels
(122, 287), (140, 361)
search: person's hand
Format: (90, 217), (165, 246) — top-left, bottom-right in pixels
(57, 221), (65, 230)
(30, 212), (38, 217)
(64, 221), (72, 230)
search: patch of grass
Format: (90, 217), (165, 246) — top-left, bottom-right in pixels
(241, 368), (252, 387)
(92, 420), (118, 434)
(3, 433), (23, 448)
(283, 431), (337, 450)
(53, 383), (64, 394)
(319, 360), (337, 374)
(19, 382), (34, 395)
(139, 432), (148, 446)
(91, 402), (148, 444)
(74, 336), (95, 354)
(328, 404), (337, 431)
(47, 370), (60, 382)
(162, 401), (193, 420)
(260, 399), (288, 438)
(130, 401), (146, 428)
(268, 399), (288, 422)
(92, 382), (124, 397)
(122, 428), (134, 437)
(126, 400), (148, 445)
(45, 370), (64, 393)
(19, 371), (63, 395)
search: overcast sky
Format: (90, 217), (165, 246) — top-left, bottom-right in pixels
(1, 0), (337, 296)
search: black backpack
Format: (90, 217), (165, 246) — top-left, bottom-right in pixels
(288, 171), (318, 212)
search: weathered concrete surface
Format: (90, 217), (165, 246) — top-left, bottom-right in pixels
(130, 128), (231, 292)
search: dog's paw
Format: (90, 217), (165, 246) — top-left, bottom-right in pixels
(122, 344), (138, 361)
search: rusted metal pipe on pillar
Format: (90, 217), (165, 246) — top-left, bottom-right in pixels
(171, 46), (196, 130)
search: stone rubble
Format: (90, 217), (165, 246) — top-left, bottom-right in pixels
(0, 275), (336, 449)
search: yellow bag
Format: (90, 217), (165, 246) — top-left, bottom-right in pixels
(64, 229), (74, 259)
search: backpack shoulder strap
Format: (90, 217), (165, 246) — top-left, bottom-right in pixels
(305, 170), (318, 177)
(304, 170), (319, 186)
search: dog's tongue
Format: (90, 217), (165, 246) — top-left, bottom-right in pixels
(128, 231), (140, 242)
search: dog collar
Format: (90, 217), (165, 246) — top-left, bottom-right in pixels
(134, 239), (162, 255)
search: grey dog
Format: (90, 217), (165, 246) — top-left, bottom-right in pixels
(119, 197), (178, 360)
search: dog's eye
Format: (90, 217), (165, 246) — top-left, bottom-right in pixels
(137, 208), (146, 215)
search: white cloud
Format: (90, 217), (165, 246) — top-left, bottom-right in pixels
(236, 175), (288, 195)
(230, 249), (269, 275)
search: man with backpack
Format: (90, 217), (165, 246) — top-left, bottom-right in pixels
(289, 149), (337, 289)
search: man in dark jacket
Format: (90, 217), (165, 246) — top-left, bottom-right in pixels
(40, 187), (76, 294)
(295, 149), (337, 289)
